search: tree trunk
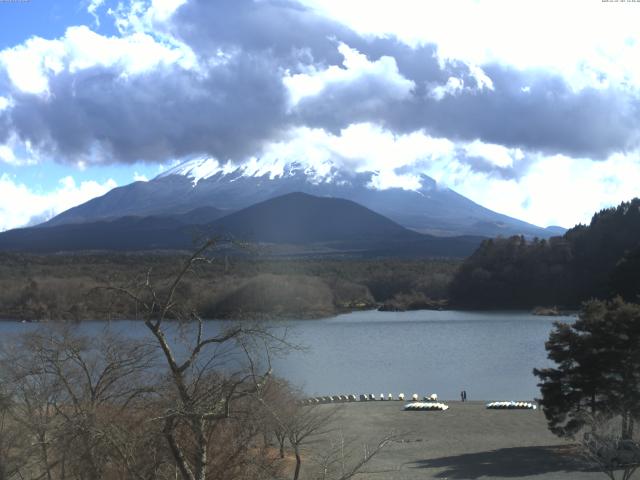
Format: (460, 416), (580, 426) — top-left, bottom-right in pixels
(621, 410), (629, 439)
(164, 419), (195, 480)
(275, 432), (286, 459)
(39, 431), (53, 480)
(293, 445), (301, 480)
(194, 419), (208, 480)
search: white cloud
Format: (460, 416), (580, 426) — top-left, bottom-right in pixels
(176, 124), (438, 189)
(87, 0), (106, 27)
(0, 136), (40, 166)
(133, 172), (149, 182)
(0, 96), (10, 111)
(257, 125), (640, 228)
(0, 146), (16, 165)
(0, 37), (65, 94)
(430, 76), (464, 101)
(109, 0), (187, 34)
(1, 0), (638, 233)
(368, 170), (422, 191)
(430, 65), (494, 101)
(301, 0), (640, 91)
(149, 0), (188, 22)
(0, 175), (117, 231)
(258, 123), (454, 188)
(420, 151), (640, 228)
(284, 42), (414, 106)
(464, 140), (522, 169)
(0, 25), (197, 95)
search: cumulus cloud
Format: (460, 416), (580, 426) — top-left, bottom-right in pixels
(254, 125), (640, 227)
(441, 153), (640, 229)
(295, 60), (640, 159)
(0, 175), (117, 231)
(0, 0), (636, 169)
(5, 55), (289, 164)
(284, 42), (414, 107)
(87, 0), (106, 27)
(0, 0), (640, 227)
(301, 0), (640, 90)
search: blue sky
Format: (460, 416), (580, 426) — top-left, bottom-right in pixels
(0, 0), (166, 227)
(1, 0), (640, 231)
(0, 1), (94, 49)
(0, 0), (162, 187)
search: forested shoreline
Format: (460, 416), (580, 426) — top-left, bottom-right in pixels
(0, 253), (458, 321)
(3, 198), (640, 322)
(450, 198), (640, 309)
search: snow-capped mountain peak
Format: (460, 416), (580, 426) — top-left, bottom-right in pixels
(158, 157), (236, 185)
(45, 156), (559, 238)
(157, 157), (342, 186)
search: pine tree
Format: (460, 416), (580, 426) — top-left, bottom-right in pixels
(534, 298), (640, 438)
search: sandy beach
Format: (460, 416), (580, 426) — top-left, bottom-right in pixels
(308, 401), (606, 480)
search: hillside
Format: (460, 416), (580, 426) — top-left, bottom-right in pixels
(0, 253), (459, 321)
(208, 192), (421, 243)
(449, 198), (640, 308)
(0, 192), (482, 257)
(42, 158), (560, 238)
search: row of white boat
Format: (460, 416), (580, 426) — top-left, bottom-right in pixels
(404, 401), (537, 411)
(301, 393), (439, 404)
(301, 395), (538, 411)
(486, 401), (537, 410)
(404, 402), (449, 411)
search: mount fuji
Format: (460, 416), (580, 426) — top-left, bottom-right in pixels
(42, 158), (560, 239)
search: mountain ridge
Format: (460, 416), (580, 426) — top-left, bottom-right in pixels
(42, 158), (562, 238)
(0, 192), (483, 257)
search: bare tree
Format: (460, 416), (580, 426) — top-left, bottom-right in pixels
(105, 240), (286, 480)
(0, 326), (159, 480)
(0, 385), (30, 480)
(258, 380), (397, 480)
(580, 413), (640, 480)
(310, 432), (397, 480)
(0, 240), (396, 480)
(286, 405), (340, 480)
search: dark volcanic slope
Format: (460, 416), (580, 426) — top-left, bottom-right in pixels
(0, 193), (482, 257)
(43, 161), (561, 238)
(0, 216), (192, 252)
(208, 192), (422, 243)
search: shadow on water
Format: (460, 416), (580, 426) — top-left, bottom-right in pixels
(411, 445), (592, 478)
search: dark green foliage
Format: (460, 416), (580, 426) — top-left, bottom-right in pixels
(450, 198), (640, 308)
(449, 236), (573, 308)
(610, 245), (640, 302)
(0, 253), (459, 321)
(534, 298), (640, 438)
(0, 193), (483, 257)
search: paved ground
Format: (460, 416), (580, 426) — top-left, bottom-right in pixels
(307, 401), (608, 480)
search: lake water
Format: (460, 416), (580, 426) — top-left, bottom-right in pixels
(0, 310), (573, 401)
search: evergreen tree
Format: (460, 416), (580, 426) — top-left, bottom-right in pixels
(450, 197), (640, 309)
(534, 298), (640, 438)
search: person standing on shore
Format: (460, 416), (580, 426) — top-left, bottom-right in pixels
(460, 390), (464, 402)
(463, 390), (467, 401)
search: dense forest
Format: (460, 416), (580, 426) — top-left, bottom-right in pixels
(450, 198), (640, 309)
(0, 253), (459, 321)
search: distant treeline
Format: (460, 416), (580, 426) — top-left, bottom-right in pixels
(0, 253), (459, 321)
(450, 198), (640, 309)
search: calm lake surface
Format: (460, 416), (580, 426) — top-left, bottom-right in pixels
(0, 310), (574, 401)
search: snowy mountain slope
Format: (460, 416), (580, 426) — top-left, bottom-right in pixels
(44, 157), (562, 238)
(0, 192), (482, 257)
